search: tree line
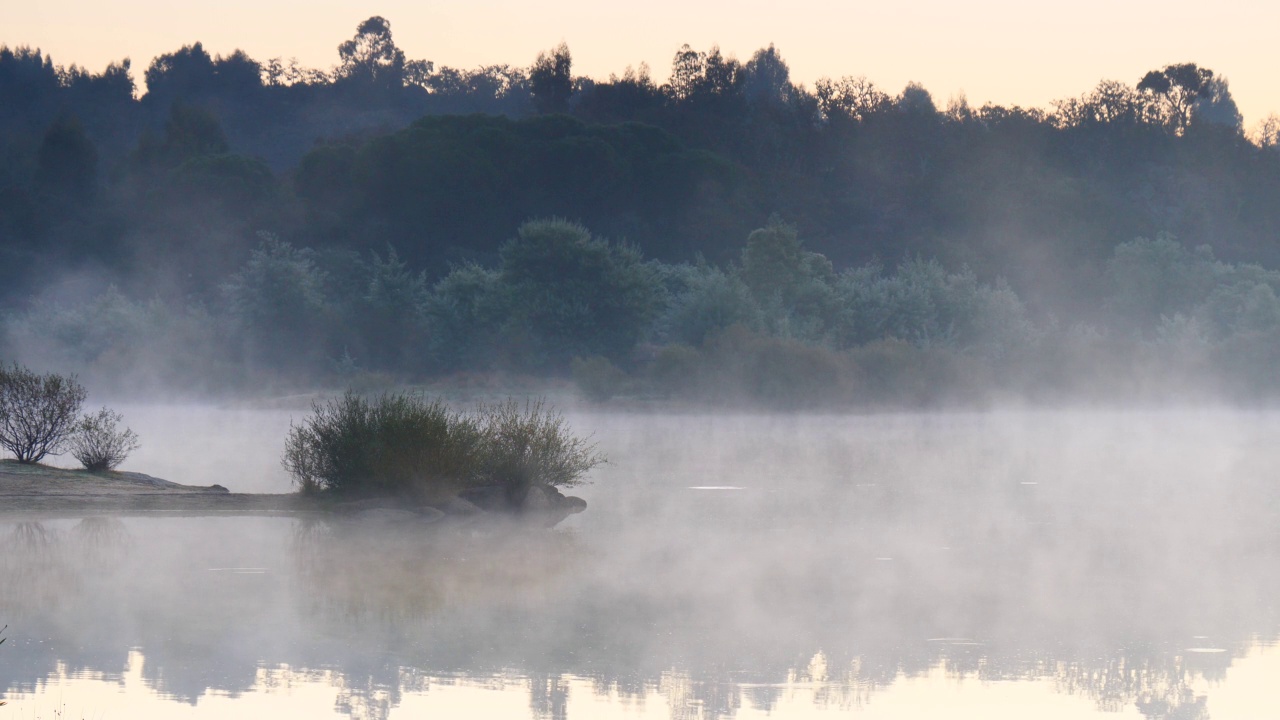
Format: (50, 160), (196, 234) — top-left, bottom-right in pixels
(5, 216), (1280, 405)
(4, 17), (1280, 402)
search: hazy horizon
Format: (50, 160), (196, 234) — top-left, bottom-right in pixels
(5, 0), (1280, 127)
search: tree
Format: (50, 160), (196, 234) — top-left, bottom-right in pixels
(222, 233), (332, 370)
(815, 75), (890, 122)
(358, 246), (430, 371)
(1137, 63), (1216, 135)
(1190, 75), (1242, 133)
(668, 44), (705, 101)
(0, 363), (88, 464)
(897, 81), (937, 115)
(742, 44), (793, 105)
(1053, 79), (1149, 127)
(338, 16), (429, 90)
(134, 103), (230, 170)
(499, 218), (661, 367)
(530, 42), (573, 114)
(144, 42), (217, 99)
(666, 44), (741, 102)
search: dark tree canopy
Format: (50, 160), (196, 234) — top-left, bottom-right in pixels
(4, 24), (1280, 399)
(530, 42), (573, 114)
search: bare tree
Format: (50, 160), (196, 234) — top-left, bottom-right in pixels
(0, 363), (87, 464)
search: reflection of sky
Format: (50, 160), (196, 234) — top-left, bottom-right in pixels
(8, 650), (1280, 719)
(3, 1), (1280, 126)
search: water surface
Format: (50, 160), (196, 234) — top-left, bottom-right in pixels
(3, 408), (1279, 719)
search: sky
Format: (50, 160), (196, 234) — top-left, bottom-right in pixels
(4, 0), (1280, 127)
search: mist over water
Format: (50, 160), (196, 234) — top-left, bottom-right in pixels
(4, 406), (1279, 719)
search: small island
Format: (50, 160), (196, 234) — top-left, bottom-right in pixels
(0, 459), (300, 518)
(0, 370), (596, 526)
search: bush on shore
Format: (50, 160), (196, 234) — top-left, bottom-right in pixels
(69, 407), (141, 471)
(282, 392), (602, 502)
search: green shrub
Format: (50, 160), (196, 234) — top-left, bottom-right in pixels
(571, 355), (628, 402)
(0, 363), (87, 463)
(476, 398), (604, 495)
(282, 392), (602, 502)
(645, 344), (703, 396)
(283, 391), (483, 500)
(69, 407), (140, 472)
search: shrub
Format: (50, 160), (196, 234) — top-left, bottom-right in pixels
(69, 407), (141, 471)
(282, 392), (603, 502)
(283, 391), (483, 500)
(571, 355), (628, 402)
(476, 398), (604, 496)
(0, 364), (87, 463)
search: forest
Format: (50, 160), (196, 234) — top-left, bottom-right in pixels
(3, 16), (1280, 404)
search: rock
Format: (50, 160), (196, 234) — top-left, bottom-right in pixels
(415, 506), (445, 523)
(441, 496), (484, 517)
(340, 497), (404, 511)
(353, 508), (421, 523)
(206, 484), (229, 493)
(336, 497), (446, 523)
(457, 485), (508, 511)
(522, 485), (556, 512)
(520, 485), (588, 527)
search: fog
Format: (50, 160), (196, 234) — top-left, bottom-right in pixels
(6, 18), (1280, 720)
(4, 406), (1279, 719)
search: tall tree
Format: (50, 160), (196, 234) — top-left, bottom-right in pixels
(1137, 63), (1214, 135)
(337, 16), (424, 90)
(530, 42), (573, 114)
(742, 44), (793, 105)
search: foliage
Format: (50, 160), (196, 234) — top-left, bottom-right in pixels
(474, 397), (603, 493)
(656, 262), (762, 346)
(282, 392), (602, 501)
(1, 286), (237, 392)
(283, 391), (483, 499)
(530, 42), (573, 114)
(571, 355), (628, 402)
(0, 363), (87, 463)
(222, 233), (332, 371)
(8, 27), (1280, 403)
(423, 262), (505, 371)
(69, 407), (140, 471)
(498, 218), (661, 368)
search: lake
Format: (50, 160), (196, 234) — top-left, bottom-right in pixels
(3, 406), (1279, 719)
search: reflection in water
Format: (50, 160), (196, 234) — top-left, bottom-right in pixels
(3, 411), (1280, 718)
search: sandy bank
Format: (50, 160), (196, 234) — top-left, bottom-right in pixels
(0, 459), (312, 518)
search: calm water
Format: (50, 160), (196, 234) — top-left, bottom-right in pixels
(3, 407), (1280, 719)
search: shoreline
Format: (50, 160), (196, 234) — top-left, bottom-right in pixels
(0, 459), (316, 519)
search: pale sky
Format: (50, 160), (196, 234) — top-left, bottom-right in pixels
(4, 0), (1280, 128)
